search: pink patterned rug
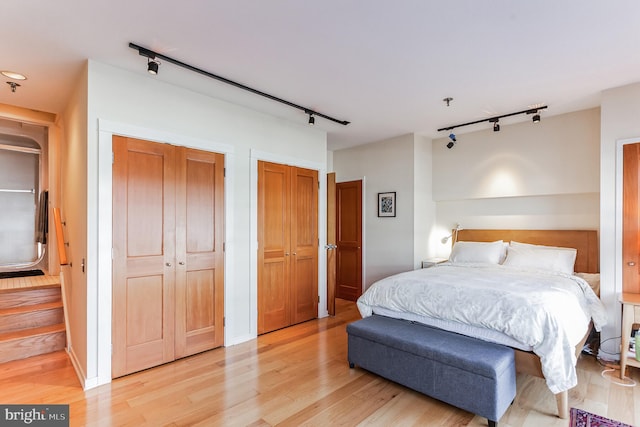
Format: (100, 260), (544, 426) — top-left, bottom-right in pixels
(570, 408), (634, 427)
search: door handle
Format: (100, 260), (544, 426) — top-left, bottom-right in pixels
(178, 261), (185, 265)
(166, 262), (172, 267)
(628, 262), (636, 266)
(285, 252), (290, 256)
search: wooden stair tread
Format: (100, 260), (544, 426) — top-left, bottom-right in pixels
(0, 300), (63, 316)
(0, 323), (65, 342)
(0, 283), (61, 293)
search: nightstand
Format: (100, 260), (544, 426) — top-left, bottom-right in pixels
(421, 258), (447, 269)
(619, 292), (640, 379)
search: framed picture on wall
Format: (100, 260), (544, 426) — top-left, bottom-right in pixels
(378, 192), (396, 217)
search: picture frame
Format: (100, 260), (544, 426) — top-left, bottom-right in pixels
(378, 191), (396, 217)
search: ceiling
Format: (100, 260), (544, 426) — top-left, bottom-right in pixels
(1, 1), (639, 150)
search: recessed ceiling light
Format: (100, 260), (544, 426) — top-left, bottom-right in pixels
(1, 71), (27, 80)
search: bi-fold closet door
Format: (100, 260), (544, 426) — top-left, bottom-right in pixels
(112, 135), (225, 378)
(257, 161), (318, 334)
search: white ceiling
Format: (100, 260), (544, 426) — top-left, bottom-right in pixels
(1, 1), (639, 150)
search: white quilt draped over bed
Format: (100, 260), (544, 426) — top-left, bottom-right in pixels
(356, 263), (607, 394)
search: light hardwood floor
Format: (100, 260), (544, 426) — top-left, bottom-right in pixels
(0, 274), (60, 291)
(0, 299), (638, 426)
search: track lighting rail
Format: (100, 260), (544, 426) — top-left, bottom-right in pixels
(437, 105), (547, 132)
(129, 43), (350, 126)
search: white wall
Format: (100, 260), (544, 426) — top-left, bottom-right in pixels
(600, 82), (640, 360)
(61, 65), (89, 385)
(78, 60), (327, 387)
(413, 135), (435, 266)
(433, 108), (600, 200)
(431, 108), (601, 258)
(332, 134), (435, 288)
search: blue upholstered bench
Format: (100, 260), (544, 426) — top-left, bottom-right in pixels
(347, 315), (516, 427)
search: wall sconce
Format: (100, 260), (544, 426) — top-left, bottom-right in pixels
(441, 223), (463, 244)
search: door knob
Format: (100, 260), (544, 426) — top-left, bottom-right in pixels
(179, 261), (185, 265)
(285, 252), (289, 256)
(166, 262), (172, 267)
(628, 262), (636, 266)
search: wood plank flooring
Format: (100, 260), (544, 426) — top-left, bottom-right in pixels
(0, 273), (60, 291)
(0, 298), (637, 426)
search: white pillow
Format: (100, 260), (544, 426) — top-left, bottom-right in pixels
(449, 240), (505, 264)
(503, 241), (577, 274)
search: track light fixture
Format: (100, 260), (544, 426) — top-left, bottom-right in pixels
(446, 133), (456, 149)
(129, 42), (350, 126)
(437, 105), (547, 145)
(308, 113), (315, 126)
(147, 58), (159, 75)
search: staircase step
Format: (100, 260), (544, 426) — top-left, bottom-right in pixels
(0, 323), (66, 364)
(0, 301), (64, 333)
(0, 286), (61, 309)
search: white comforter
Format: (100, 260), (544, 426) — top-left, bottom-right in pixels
(356, 263), (607, 394)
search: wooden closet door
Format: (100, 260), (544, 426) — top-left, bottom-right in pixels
(258, 161), (291, 334)
(112, 136), (176, 378)
(290, 167), (318, 324)
(623, 142), (640, 293)
(175, 147), (225, 358)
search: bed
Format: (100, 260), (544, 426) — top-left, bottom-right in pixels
(356, 229), (607, 419)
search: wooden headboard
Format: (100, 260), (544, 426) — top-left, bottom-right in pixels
(455, 229), (599, 273)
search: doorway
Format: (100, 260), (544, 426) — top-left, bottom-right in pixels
(623, 141), (640, 293)
(0, 119), (48, 272)
(335, 180), (363, 302)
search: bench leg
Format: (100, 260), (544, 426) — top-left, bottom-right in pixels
(488, 420), (497, 427)
(349, 362), (355, 369)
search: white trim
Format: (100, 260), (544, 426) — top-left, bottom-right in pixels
(66, 347), (94, 390)
(94, 119), (235, 388)
(249, 149), (328, 339)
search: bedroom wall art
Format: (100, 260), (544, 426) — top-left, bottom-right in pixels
(378, 192), (396, 217)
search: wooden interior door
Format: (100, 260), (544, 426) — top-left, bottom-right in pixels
(290, 167), (318, 324)
(258, 161), (291, 334)
(258, 161), (318, 334)
(623, 142), (640, 293)
(326, 172), (336, 316)
(174, 147), (225, 358)
(336, 180), (362, 301)
(112, 136), (176, 378)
